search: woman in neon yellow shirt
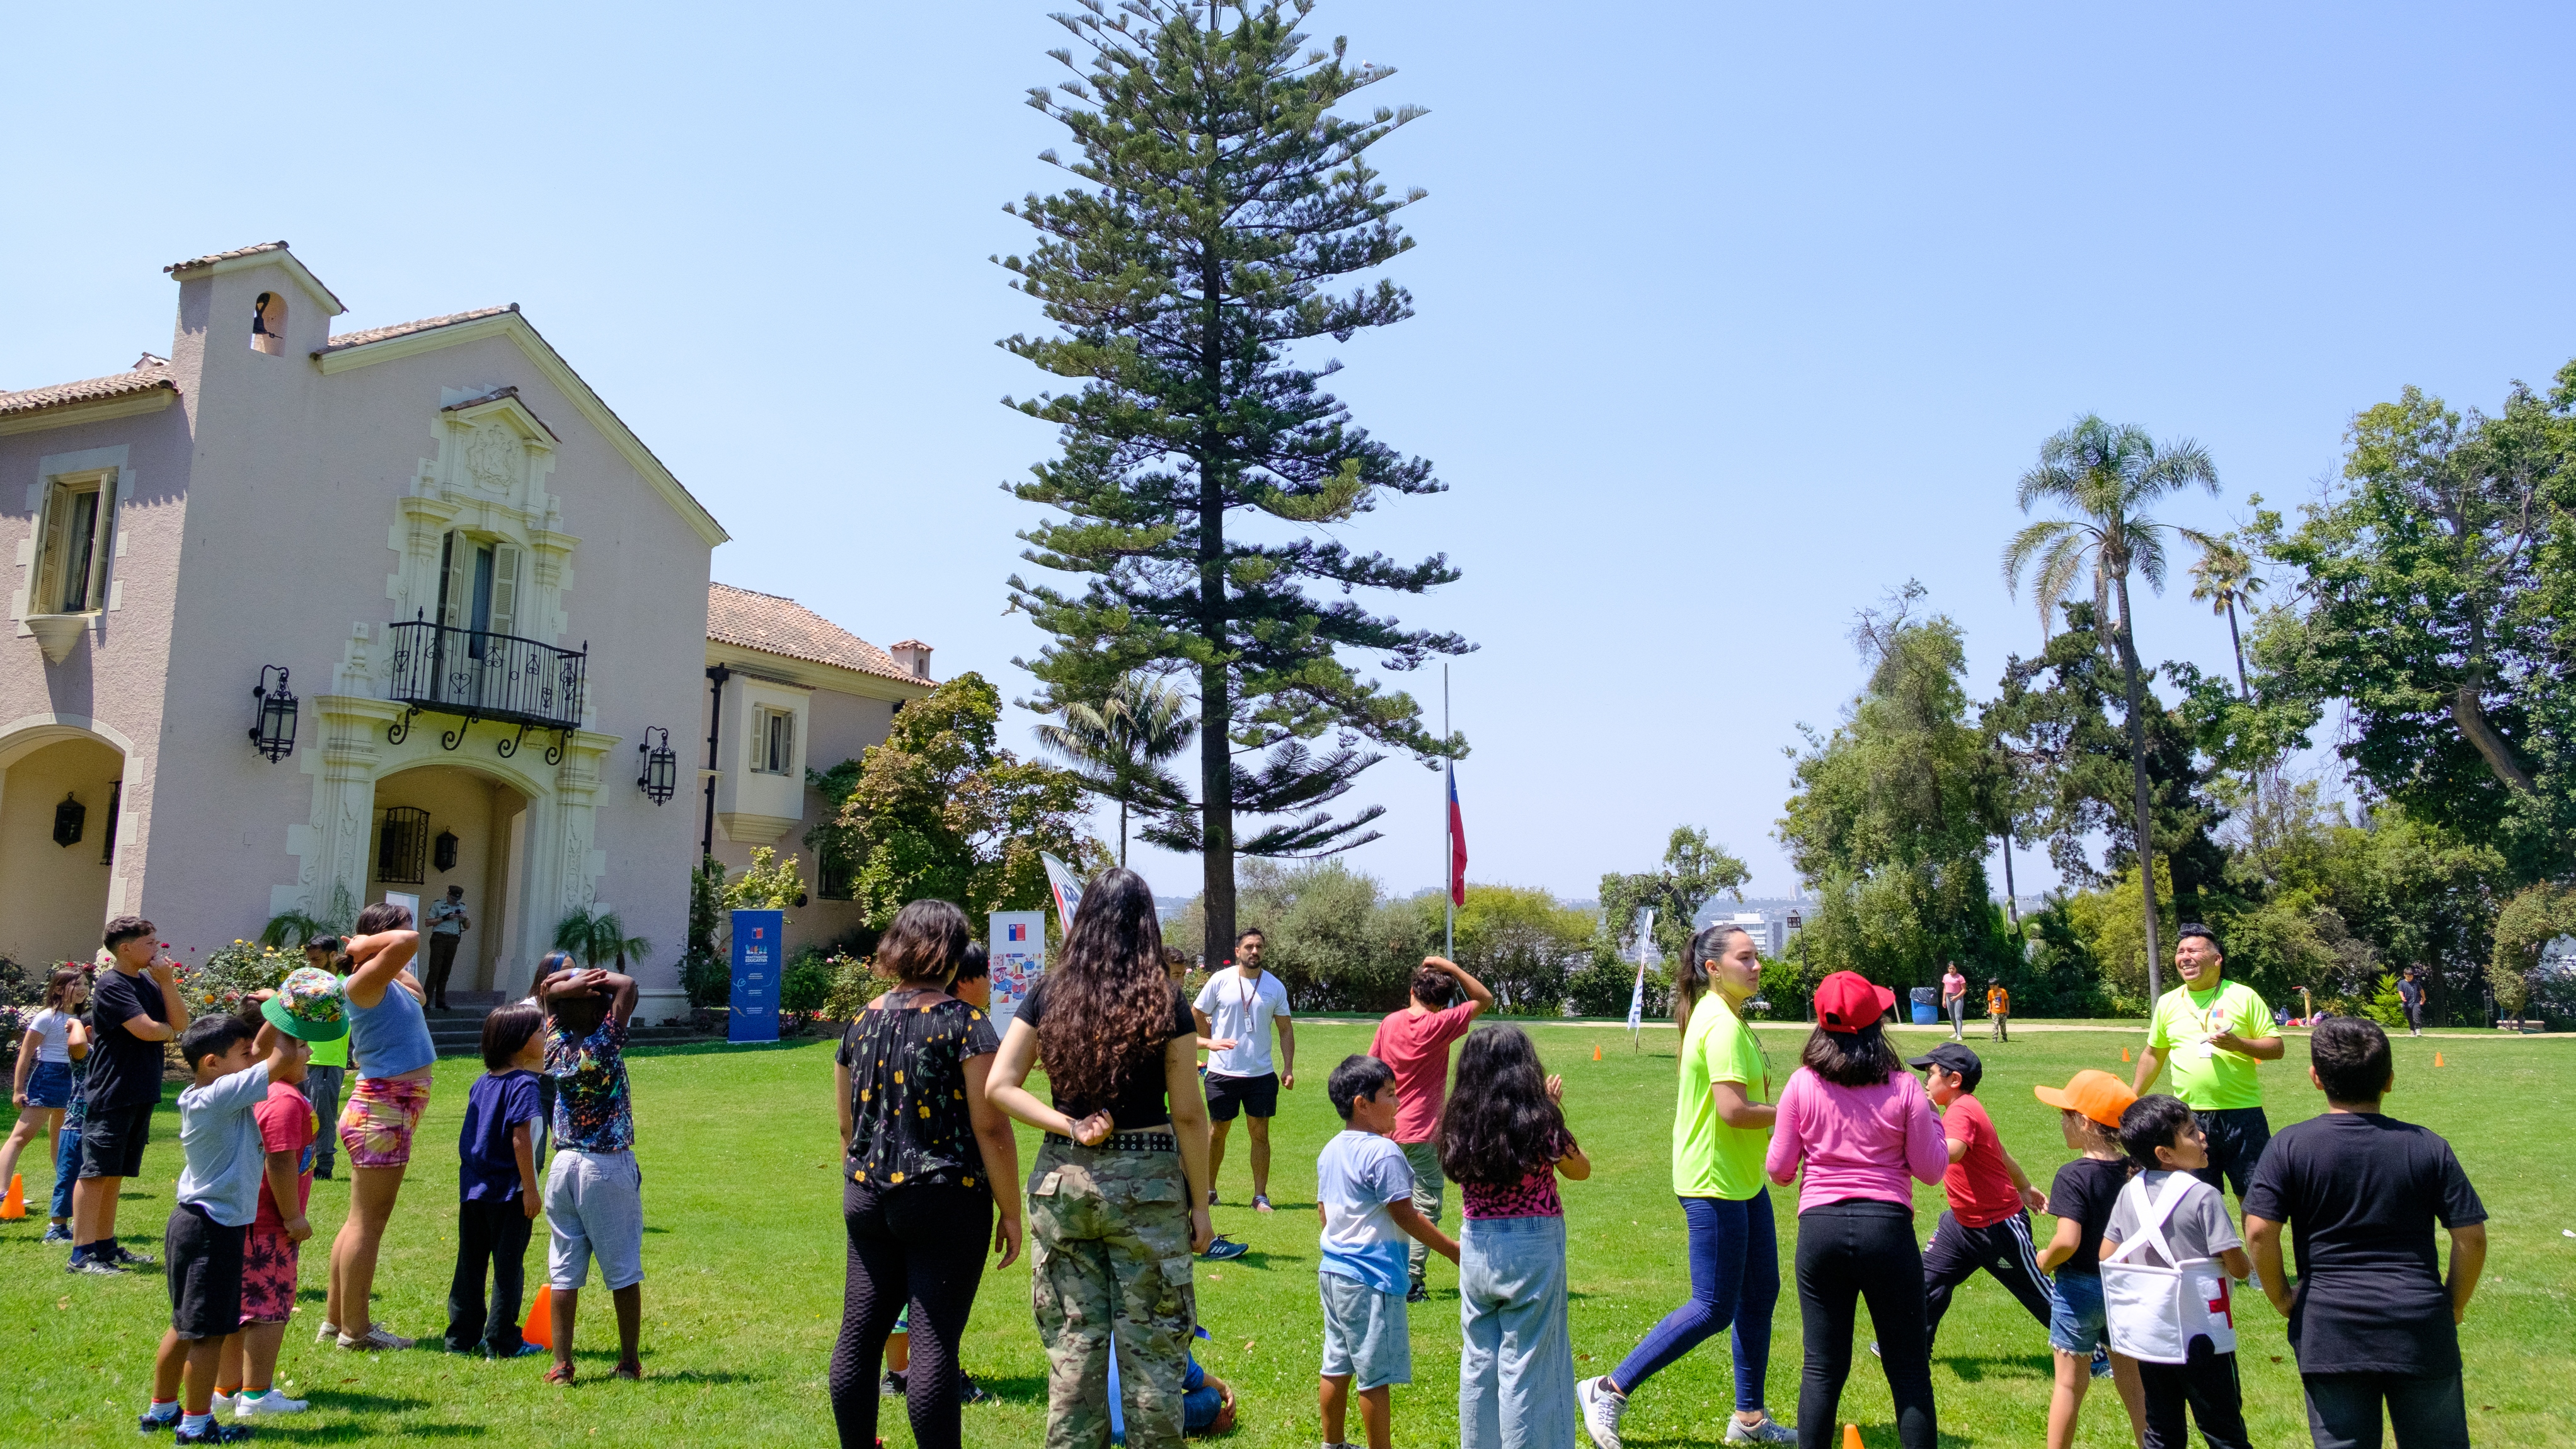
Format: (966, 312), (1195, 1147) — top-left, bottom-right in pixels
(1577, 925), (1797, 1446)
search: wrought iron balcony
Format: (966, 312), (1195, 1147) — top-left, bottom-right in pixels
(385, 616), (587, 763)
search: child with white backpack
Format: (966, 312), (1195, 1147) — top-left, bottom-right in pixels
(2102, 1095), (2254, 1449)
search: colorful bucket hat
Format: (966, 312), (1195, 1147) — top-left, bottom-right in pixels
(261, 965), (348, 1042)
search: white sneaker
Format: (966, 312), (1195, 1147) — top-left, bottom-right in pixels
(234, 1391), (309, 1418)
(1577, 1375), (1628, 1449)
(340, 1322), (416, 1351)
(207, 1392), (234, 1417)
(1725, 1414), (1798, 1443)
(315, 1320), (341, 1344)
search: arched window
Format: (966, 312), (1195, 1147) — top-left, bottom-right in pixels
(251, 291), (287, 355)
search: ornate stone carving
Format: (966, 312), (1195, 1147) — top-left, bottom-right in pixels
(466, 424), (519, 493)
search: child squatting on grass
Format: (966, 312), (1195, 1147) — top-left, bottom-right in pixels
(141, 1001), (321, 1443)
(1315, 1053), (1458, 1449)
(538, 956), (645, 1384)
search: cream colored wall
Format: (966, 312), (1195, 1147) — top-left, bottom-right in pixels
(701, 671), (905, 961)
(0, 735), (123, 966)
(370, 765), (524, 992)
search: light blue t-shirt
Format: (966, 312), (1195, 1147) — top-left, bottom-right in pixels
(176, 1063), (275, 1228)
(1316, 1128), (1414, 1295)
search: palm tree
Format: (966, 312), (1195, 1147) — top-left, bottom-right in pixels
(2004, 415), (2219, 1002)
(1035, 675), (1197, 866)
(2187, 536), (2264, 700)
(553, 906), (652, 971)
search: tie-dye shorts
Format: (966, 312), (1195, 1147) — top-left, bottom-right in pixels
(338, 1077), (432, 1170)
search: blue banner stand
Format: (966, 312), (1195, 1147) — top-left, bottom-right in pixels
(728, 909), (783, 1043)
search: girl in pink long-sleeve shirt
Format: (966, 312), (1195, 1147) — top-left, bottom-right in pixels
(1764, 971), (1947, 1449)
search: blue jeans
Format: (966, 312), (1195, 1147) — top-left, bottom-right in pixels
(1461, 1215), (1574, 1449)
(1610, 1192), (1779, 1410)
(50, 1107), (83, 1219)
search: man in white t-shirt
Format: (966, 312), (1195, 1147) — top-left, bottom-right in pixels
(1192, 928), (1297, 1212)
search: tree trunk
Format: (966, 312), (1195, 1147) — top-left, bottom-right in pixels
(2000, 830), (2019, 928)
(2112, 573), (2163, 1003)
(2451, 684), (2536, 794)
(1118, 797), (1128, 869)
(2225, 601), (2249, 701)
(1195, 212), (1235, 967)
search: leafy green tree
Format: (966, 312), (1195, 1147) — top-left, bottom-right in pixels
(1597, 826), (1751, 978)
(1780, 586), (2011, 992)
(2490, 882), (2576, 1026)
(2249, 369), (2575, 879)
(1167, 857), (1426, 1011)
(2188, 534), (2265, 700)
(810, 673), (1108, 930)
(2003, 419), (2221, 1000)
(679, 855), (729, 1009)
(1034, 673), (1197, 865)
(552, 907), (652, 971)
(1419, 884), (1595, 1017)
(1000, 1), (1471, 958)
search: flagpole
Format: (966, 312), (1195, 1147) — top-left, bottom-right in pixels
(1442, 664), (1454, 961)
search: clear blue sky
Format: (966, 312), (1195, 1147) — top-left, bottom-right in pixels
(9, 3), (2573, 904)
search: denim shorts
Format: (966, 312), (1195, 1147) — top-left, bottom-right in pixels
(2049, 1270), (2108, 1355)
(1319, 1269), (1411, 1390)
(25, 1059), (72, 1109)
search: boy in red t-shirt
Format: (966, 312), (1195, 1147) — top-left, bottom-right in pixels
(214, 990), (326, 1420)
(1905, 1043), (2056, 1351)
(1366, 956), (1492, 1302)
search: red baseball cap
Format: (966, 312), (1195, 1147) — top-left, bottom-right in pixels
(1814, 971), (1896, 1033)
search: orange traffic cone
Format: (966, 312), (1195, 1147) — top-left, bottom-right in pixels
(1593, 1044), (1602, 1061)
(0, 1174), (23, 1220)
(2121, 1047), (2132, 1062)
(522, 1285), (553, 1346)
(1843, 1426), (1864, 1449)
(2433, 1052), (2444, 1068)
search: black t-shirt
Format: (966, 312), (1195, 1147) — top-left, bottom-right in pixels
(2243, 1111), (2486, 1375)
(835, 990), (1001, 1191)
(87, 966), (170, 1110)
(2047, 1155), (2129, 1278)
(1016, 976), (1196, 1131)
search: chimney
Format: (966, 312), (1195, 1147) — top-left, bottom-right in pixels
(889, 640), (933, 680)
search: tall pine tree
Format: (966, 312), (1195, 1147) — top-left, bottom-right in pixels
(1002, 1), (1469, 955)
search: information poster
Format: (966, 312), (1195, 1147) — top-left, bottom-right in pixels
(729, 909), (783, 1043)
(383, 891), (420, 926)
(989, 909), (1049, 1036)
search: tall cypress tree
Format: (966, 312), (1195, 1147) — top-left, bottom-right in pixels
(1002, 0), (1469, 955)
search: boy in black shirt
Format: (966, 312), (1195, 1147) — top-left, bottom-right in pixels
(75, 916), (192, 1274)
(2245, 1017), (2486, 1449)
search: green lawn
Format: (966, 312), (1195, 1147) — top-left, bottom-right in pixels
(2, 1022), (2569, 1446)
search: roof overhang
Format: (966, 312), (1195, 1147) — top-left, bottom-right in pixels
(0, 383), (176, 437)
(166, 246), (348, 316)
(705, 639), (934, 704)
(317, 309), (728, 548)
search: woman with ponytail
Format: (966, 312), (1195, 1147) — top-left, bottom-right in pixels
(1764, 971), (1949, 1449)
(986, 867), (1212, 1448)
(1578, 925), (1797, 1447)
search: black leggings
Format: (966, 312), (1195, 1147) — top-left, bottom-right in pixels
(828, 1179), (993, 1449)
(1793, 1200), (1935, 1449)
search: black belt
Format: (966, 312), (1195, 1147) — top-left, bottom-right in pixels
(1045, 1130), (1176, 1153)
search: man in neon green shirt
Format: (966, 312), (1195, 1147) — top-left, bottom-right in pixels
(2132, 923), (2282, 1208)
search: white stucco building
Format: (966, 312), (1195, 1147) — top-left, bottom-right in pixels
(0, 243), (933, 1017)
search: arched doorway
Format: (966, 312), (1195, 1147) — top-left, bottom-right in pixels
(0, 730), (125, 967)
(371, 765), (527, 1003)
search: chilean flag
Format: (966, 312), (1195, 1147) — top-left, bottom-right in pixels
(1446, 763), (1467, 907)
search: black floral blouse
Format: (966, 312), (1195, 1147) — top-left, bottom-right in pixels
(836, 990), (1001, 1191)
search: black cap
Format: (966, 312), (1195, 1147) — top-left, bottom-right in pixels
(1907, 1041), (1982, 1087)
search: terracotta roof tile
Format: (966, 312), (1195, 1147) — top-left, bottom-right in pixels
(319, 304), (517, 354)
(707, 582), (928, 686)
(0, 358), (178, 419)
(163, 241), (291, 274)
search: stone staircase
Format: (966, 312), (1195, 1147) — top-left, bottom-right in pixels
(424, 994), (709, 1058)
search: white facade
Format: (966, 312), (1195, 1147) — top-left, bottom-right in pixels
(0, 244), (728, 1015)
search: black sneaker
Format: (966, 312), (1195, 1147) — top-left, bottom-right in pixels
(1405, 1281), (1430, 1304)
(173, 1423), (253, 1445)
(111, 1244), (158, 1269)
(70, 1254), (127, 1276)
(958, 1373), (992, 1406)
(138, 1408), (180, 1433)
(878, 1371), (906, 1398)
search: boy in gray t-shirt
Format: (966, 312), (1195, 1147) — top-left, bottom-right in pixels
(2107, 1095), (2253, 1449)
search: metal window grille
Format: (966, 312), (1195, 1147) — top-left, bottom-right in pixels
(377, 806), (430, 885)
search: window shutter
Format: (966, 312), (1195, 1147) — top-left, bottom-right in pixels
(489, 544), (521, 640)
(780, 710), (795, 774)
(34, 485), (72, 613)
(440, 531), (471, 631)
(83, 478), (115, 611)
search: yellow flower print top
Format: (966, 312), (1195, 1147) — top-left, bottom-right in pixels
(836, 988), (1000, 1191)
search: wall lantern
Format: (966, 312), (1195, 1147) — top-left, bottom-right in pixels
(433, 829), (460, 872)
(249, 665), (299, 762)
(637, 727), (679, 805)
(52, 792), (85, 848)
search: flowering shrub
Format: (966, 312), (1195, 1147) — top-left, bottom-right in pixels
(181, 940), (304, 1022)
(817, 950), (896, 1027)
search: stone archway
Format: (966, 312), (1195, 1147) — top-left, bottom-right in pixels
(370, 763), (529, 1002)
(0, 723), (127, 967)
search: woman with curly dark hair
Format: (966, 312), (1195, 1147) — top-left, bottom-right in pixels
(986, 867), (1211, 1448)
(1437, 1024), (1589, 1448)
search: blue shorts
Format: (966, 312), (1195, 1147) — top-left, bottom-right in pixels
(25, 1060), (72, 1109)
(1319, 1270), (1410, 1390)
(2049, 1270), (2108, 1355)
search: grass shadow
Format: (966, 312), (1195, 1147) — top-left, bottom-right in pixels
(1937, 1353), (2053, 1383)
(304, 1392), (432, 1412)
(643, 1368), (764, 1385)
(960, 1372), (1045, 1403)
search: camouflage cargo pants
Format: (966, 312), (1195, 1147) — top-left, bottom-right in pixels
(1028, 1138), (1197, 1449)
